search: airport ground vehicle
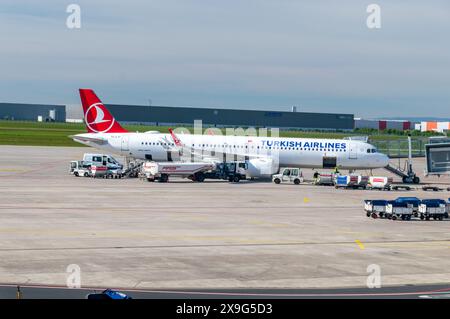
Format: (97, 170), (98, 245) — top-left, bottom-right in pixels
(272, 167), (304, 185)
(141, 161), (247, 183)
(418, 199), (448, 220)
(203, 161), (247, 183)
(385, 201), (414, 220)
(83, 153), (123, 170)
(334, 175), (368, 189)
(364, 197), (449, 221)
(364, 200), (389, 218)
(141, 161), (215, 182)
(70, 161), (91, 177)
(71, 160), (123, 178)
(367, 176), (393, 190)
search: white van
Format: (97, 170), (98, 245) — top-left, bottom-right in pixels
(82, 153), (123, 170)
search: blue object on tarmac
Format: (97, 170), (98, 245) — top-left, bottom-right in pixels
(420, 199), (446, 207)
(87, 289), (132, 299)
(394, 197), (421, 207)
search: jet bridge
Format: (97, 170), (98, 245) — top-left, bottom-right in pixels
(425, 138), (450, 176)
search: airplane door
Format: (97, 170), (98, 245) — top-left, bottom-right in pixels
(348, 142), (357, 159)
(322, 156), (337, 168)
(121, 135), (129, 152)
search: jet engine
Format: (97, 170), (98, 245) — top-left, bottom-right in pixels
(246, 158), (279, 178)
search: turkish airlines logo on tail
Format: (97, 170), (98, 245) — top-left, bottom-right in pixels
(84, 103), (115, 133)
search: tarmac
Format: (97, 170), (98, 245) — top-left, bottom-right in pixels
(1, 283), (450, 299)
(0, 145), (449, 293)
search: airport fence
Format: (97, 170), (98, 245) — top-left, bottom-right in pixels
(371, 138), (427, 158)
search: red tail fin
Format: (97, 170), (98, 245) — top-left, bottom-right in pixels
(79, 89), (128, 133)
(168, 128), (182, 146)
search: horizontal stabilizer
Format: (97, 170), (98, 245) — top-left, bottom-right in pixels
(70, 135), (107, 145)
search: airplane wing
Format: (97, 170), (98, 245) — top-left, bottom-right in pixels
(70, 135), (108, 145)
(165, 128), (272, 163)
(161, 129), (220, 163)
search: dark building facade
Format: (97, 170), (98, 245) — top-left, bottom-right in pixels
(107, 104), (354, 130)
(0, 103), (66, 122)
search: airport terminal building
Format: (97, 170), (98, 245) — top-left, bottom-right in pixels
(0, 102), (66, 122)
(1, 101), (355, 131)
(105, 104), (354, 131)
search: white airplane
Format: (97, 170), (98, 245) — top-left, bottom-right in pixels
(71, 89), (389, 176)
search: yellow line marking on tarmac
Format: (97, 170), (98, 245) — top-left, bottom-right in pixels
(355, 240), (365, 250)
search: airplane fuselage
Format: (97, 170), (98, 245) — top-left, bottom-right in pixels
(73, 132), (389, 170)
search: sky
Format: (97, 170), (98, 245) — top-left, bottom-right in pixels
(0, 0), (449, 118)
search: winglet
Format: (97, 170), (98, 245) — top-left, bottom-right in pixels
(168, 128), (182, 146)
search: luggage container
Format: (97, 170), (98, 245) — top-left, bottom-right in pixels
(364, 199), (389, 218)
(385, 201), (414, 220)
(355, 176), (369, 189)
(313, 173), (334, 186)
(90, 165), (108, 178)
(418, 199), (448, 220)
(335, 175), (368, 189)
(367, 176), (393, 190)
(394, 197), (421, 215)
(335, 175), (356, 188)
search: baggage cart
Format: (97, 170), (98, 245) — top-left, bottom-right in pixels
(364, 199), (389, 218)
(385, 201), (414, 221)
(418, 199), (447, 220)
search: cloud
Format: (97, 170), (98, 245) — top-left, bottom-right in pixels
(0, 0), (449, 117)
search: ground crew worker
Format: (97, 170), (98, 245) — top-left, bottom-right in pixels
(313, 171), (319, 179)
